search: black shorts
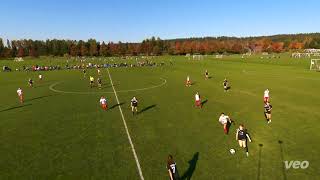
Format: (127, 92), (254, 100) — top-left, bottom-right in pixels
(265, 111), (271, 114)
(90, 81), (94, 84)
(132, 103), (138, 107)
(173, 174), (180, 180)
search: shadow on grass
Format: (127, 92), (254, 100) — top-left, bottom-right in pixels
(201, 99), (208, 107)
(109, 102), (125, 110)
(181, 152), (199, 180)
(138, 104), (156, 114)
(257, 144), (263, 180)
(34, 81), (56, 88)
(101, 83), (116, 89)
(0, 103), (32, 112)
(25, 94), (56, 102)
(278, 140), (287, 180)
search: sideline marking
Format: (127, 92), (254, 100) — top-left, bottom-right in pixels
(49, 78), (167, 94)
(107, 68), (145, 180)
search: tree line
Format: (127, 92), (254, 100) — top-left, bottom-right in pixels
(1, 33), (320, 59)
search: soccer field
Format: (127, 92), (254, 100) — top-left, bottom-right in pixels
(0, 54), (319, 180)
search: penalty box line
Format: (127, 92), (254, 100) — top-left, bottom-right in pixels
(107, 68), (145, 180)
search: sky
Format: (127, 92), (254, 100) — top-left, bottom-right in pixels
(0, 0), (319, 42)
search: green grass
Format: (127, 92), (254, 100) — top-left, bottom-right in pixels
(0, 54), (319, 179)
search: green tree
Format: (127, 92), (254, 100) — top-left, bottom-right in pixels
(0, 38), (4, 57)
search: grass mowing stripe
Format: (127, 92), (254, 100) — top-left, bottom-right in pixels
(107, 68), (145, 180)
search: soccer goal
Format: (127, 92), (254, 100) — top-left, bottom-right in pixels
(192, 54), (203, 60)
(310, 59), (320, 71)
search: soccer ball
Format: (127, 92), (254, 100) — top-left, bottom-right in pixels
(230, 148), (236, 154)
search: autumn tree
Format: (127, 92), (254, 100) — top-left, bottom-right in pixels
(17, 45), (25, 57)
(99, 41), (109, 56)
(69, 42), (78, 56)
(271, 42), (284, 53)
(78, 40), (88, 56)
(289, 42), (304, 50)
(88, 39), (98, 56)
(3, 33), (320, 59)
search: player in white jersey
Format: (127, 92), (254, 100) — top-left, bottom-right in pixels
(264, 89), (270, 103)
(195, 92), (202, 108)
(218, 112), (232, 134)
(99, 96), (108, 110)
(17, 88), (24, 103)
(38, 74), (43, 81)
(186, 75), (191, 87)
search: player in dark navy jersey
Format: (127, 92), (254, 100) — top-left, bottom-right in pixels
(236, 124), (252, 157)
(83, 69), (86, 77)
(223, 78), (229, 92)
(167, 155), (180, 180)
(131, 97), (138, 115)
(97, 78), (102, 89)
(28, 78), (34, 87)
(264, 102), (273, 124)
(205, 70), (209, 79)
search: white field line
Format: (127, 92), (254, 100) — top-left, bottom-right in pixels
(49, 78), (167, 95)
(107, 68), (145, 180)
